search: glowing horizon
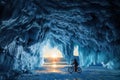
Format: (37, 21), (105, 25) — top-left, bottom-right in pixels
(42, 43), (63, 58)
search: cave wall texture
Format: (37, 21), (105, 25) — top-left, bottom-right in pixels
(0, 0), (120, 72)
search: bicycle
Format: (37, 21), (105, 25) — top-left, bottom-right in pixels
(67, 65), (82, 74)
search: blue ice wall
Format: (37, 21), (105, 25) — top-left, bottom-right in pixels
(0, 0), (120, 72)
(0, 40), (43, 71)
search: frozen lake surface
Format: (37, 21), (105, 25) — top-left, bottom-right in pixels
(17, 62), (120, 80)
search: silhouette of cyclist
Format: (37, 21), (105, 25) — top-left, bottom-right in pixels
(72, 59), (79, 72)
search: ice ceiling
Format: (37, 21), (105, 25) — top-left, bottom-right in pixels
(0, 0), (120, 72)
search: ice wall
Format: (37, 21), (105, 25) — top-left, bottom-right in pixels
(0, 40), (43, 72)
(0, 0), (120, 72)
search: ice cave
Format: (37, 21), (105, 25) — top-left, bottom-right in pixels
(0, 0), (120, 80)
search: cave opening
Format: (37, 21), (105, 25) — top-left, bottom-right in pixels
(38, 39), (67, 72)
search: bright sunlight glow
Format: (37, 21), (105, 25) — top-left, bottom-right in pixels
(73, 46), (79, 56)
(42, 42), (63, 58)
(52, 53), (58, 58)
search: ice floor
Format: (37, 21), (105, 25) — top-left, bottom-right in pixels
(17, 63), (120, 80)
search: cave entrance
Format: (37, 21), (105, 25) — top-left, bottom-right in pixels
(41, 43), (67, 72)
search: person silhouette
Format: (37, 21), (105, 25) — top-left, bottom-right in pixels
(72, 59), (79, 72)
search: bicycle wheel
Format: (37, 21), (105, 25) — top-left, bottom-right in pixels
(77, 67), (82, 73)
(64, 67), (68, 72)
(68, 66), (74, 73)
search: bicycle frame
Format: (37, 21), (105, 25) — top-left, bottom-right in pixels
(67, 65), (82, 73)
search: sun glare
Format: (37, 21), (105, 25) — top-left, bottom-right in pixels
(52, 64), (57, 68)
(42, 43), (63, 58)
(52, 53), (57, 58)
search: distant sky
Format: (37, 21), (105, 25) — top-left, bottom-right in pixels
(42, 46), (63, 58)
(42, 41), (63, 58)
